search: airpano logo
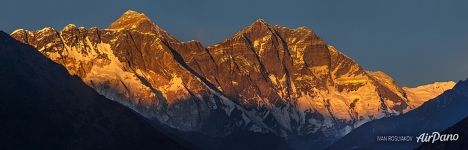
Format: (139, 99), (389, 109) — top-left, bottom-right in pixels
(416, 132), (459, 143)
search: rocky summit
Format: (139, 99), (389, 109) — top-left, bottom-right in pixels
(10, 10), (454, 150)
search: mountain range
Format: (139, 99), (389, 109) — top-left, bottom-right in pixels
(5, 10), (459, 150)
(0, 31), (192, 150)
(327, 79), (468, 149)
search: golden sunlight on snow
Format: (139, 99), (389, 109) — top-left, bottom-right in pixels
(403, 81), (456, 108)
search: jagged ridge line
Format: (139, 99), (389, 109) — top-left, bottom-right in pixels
(159, 39), (281, 135)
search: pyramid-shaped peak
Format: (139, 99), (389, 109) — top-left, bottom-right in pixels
(108, 10), (158, 32)
(251, 18), (270, 27)
(119, 10), (150, 20)
(235, 18), (272, 36)
(254, 18), (268, 24)
(121, 10), (152, 21)
(228, 18), (280, 40)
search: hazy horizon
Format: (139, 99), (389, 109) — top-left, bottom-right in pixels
(2, 0), (467, 87)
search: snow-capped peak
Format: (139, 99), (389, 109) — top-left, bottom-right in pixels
(254, 18), (268, 25)
(11, 29), (25, 35)
(123, 10), (142, 16)
(9, 11), (454, 150)
(108, 10), (158, 32)
(107, 10), (179, 42)
(403, 81), (456, 108)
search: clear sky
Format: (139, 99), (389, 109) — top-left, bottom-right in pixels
(2, 0), (467, 87)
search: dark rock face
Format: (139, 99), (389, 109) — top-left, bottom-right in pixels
(181, 19), (409, 110)
(9, 10), (435, 150)
(177, 19), (412, 134)
(0, 31), (189, 150)
(327, 79), (468, 150)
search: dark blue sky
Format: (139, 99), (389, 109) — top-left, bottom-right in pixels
(2, 0), (467, 87)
